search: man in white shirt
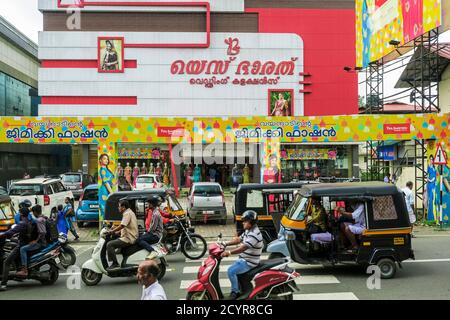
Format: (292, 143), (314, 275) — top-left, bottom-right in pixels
(339, 201), (366, 251)
(138, 260), (167, 300)
(402, 181), (416, 235)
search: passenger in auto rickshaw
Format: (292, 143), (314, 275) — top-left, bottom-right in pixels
(337, 200), (366, 252)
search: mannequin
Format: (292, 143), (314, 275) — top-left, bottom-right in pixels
(185, 164), (193, 188)
(155, 162), (162, 178)
(232, 163), (240, 187)
(193, 164), (201, 183)
(124, 162), (132, 185)
(163, 162), (170, 186)
(243, 163), (250, 184)
(117, 162), (124, 177)
(148, 162), (155, 174)
(132, 162), (140, 187)
(141, 162), (148, 175)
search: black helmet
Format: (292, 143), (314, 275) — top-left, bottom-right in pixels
(19, 199), (32, 209)
(148, 195), (162, 207)
(241, 210), (257, 224)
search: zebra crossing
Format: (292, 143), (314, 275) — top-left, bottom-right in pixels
(178, 254), (359, 300)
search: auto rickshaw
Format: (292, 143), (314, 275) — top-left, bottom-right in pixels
(281, 182), (414, 278)
(104, 188), (185, 227)
(0, 195), (16, 232)
(233, 183), (315, 247)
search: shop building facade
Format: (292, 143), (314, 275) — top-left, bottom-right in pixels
(38, 0), (359, 187)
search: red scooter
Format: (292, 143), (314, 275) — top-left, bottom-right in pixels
(186, 239), (300, 300)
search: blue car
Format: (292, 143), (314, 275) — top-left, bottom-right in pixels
(76, 184), (99, 227)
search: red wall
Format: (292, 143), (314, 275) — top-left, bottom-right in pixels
(248, 8), (358, 116)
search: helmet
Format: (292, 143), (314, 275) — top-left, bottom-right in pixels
(19, 199), (32, 209)
(148, 195), (162, 207)
(241, 210), (257, 224)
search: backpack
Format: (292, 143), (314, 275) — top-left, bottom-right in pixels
(45, 216), (60, 242)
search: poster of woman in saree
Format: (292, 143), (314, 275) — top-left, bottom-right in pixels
(98, 38), (124, 72)
(269, 90), (293, 116)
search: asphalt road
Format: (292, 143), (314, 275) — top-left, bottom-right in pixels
(1, 234), (450, 300)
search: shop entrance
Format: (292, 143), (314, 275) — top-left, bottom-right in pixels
(117, 144), (173, 190)
(178, 143), (260, 190)
(280, 144), (358, 182)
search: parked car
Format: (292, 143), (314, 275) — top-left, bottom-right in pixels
(8, 178), (74, 217)
(134, 174), (163, 191)
(61, 172), (94, 199)
(187, 182), (227, 225)
(118, 176), (132, 191)
(76, 184), (99, 228)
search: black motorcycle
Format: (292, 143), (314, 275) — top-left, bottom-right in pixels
(163, 215), (207, 260)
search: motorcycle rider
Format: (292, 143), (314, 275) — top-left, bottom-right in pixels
(138, 196), (164, 259)
(106, 200), (138, 271)
(0, 207), (33, 291)
(221, 210), (263, 299)
(14, 200), (34, 224)
(16, 205), (47, 278)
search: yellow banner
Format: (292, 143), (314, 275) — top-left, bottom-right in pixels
(0, 113), (447, 146)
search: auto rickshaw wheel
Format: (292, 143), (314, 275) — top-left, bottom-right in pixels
(81, 268), (103, 286)
(376, 258), (397, 279)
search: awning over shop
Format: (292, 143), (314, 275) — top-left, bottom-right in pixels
(395, 43), (450, 89)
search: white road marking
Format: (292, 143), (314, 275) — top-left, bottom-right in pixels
(404, 258), (450, 263)
(180, 275), (339, 289)
(60, 272), (81, 276)
(293, 292), (358, 300)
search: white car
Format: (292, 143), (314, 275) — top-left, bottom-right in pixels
(187, 182), (227, 225)
(134, 174), (163, 191)
(8, 178), (74, 217)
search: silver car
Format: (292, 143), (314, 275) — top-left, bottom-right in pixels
(61, 172), (94, 200)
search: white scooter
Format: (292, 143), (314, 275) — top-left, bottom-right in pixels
(81, 227), (168, 286)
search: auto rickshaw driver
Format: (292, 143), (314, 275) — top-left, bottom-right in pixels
(338, 200), (366, 252)
(306, 197), (327, 234)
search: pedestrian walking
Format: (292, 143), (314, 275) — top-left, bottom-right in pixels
(137, 260), (167, 300)
(63, 197), (79, 241)
(402, 181), (416, 237)
(56, 204), (68, 236)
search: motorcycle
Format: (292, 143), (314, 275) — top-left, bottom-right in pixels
(163, 215), (207, 260)
(81, 226), (168, 286)
(186, 235), (300, 300)
(0, 233), (70, 286)
(3, 233), (76, 269)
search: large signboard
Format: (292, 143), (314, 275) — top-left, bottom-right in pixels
(39, 33), (304, 116)
(356, 0), (442, 68)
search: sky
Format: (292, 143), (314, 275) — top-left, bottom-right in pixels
(0, 1), (42, 43)
(0, 1), (448, 103)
